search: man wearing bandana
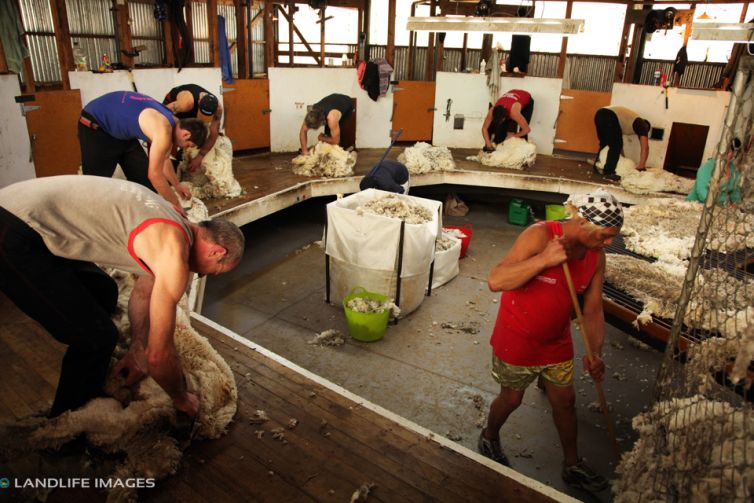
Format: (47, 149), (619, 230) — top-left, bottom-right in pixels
(478, 188), (623, 493)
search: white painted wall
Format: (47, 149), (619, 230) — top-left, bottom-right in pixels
(0, 75), (35, 188)
(432, 72), (562, 155)
(269, 67), (394, 152)
(69, 68), (224, 107)
(610, 84), (730, 169)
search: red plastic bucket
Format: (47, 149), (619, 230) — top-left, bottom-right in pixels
(442, 224), (472, 258)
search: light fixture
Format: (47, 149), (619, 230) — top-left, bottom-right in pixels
(690, 22), (754, 42)
(406, 16), (585, 35)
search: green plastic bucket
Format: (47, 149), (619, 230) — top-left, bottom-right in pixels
(545, 204), (566, 221)
(342, 287), (391, 342)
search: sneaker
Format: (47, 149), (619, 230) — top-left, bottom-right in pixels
(562, 459), (608, 492)
(591, 164), (603, 176)
(603, 173), (621, 182)
(477, 430), (511, 466)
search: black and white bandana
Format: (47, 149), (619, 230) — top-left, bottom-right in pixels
(566, 188), (624, 229)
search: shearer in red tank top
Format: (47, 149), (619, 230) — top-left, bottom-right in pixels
(477, 188), (624, 494)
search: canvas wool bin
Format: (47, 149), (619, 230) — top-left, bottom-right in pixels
(431, 232), (461, 290)
(325, 189), (442, 316)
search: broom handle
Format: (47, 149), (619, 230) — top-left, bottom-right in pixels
(561, 261), (621, 459)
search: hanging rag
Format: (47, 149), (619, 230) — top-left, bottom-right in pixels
(357, 60), (367, 88)
(672, 45), (688, 80)
(371, 58), (393, 97)
(218, 15), (234, 83)
(166, 0), (193, 71)
(487, 49), (501, 105)
(362, 61), (380, 101)
(0, 1), (30, 75)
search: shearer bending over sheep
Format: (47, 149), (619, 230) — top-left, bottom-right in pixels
(594, 105), (651, 180)
(0, 176), (244, 418)
(482, 89), (534, 152)
(478, 188), (623, 493)
(163, 84), (223, 173)
(299, 93), (354, 155)
(79, 90), (208, 212)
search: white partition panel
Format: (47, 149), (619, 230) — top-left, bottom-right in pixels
(432, 72), (562, 155)
(610, 84), (730, 169)
(0, 75), (35, 187)
(69, 68), (224, 108)
(269, 67), (394, 152)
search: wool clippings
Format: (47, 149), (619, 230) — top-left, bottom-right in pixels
(467, 138), (537, 170)
(292, 142), (357, 177)
(179, 135), (243, 199)
(346, 297), (401, 318)
(595, 147), (694, 195)
(397, 142), (455, 174)
(307, 329), (346, 347)
(357, 193), (433, 224)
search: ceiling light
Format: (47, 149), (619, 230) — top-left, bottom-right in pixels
(690, 22), (754, 42)
(406, 16), (585, 35)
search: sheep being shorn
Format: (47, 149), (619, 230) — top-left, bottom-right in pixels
(595, 147), (694, 195)
(0, 279), (237, 502)
(292, 141), (357, 177)
(397, 142), (456, 174)
(466, 138), (536, 170)
(179, 135), (243, 199)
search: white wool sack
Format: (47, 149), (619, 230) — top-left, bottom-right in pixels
(466, 138), (536, 169)
(397, 142), (456, 174)
(179, 135), (243, 199)
(596, 147), (694, 195)
(431, 233), (461, 290)
(292, 142), (357, 177)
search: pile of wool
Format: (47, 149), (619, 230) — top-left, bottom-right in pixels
(621, 199), (702, 260)
(179, 195), (209, 223)
(357, 193), (433, 224)
(605, 253), (686, 326)
(706, 205), (754, 252)
(436, 234), (457, 252)
(179, 135), (243, 199)
(685, 321), (754, 392)
(307, 329), (346, 347)
(614, 395), (754, 502)
(0, 277), (237, 502)
(595, 147), (694, 195)
(292, 142), (357, 177)
(346, 297), (400, 317)
(466, 138), (537, 170)
(397, 142), (456, 174)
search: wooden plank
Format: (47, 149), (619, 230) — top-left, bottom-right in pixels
(235, 0), (247, 78)
(208, 0), (220, 67)
(556, 0), (572, 79)
(554, 89), (611, 153)
(23, 90), (83, 177)
(114, 0), (134, 69)
(222, 78), (270, 150)
(277, 5), (321, 65)
(386, 0), (395, 66)
(50, 0), (73, 89)
(392, 80), (435, 142)
(264, 0), (274, 71)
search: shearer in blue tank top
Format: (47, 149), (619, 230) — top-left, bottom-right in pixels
(79, 91), (209, 212)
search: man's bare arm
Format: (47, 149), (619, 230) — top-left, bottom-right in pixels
(488, 225), (566, 291)
(509, 105), (531, 138)
(299, 122), (311, 154)
(482, 108), (494, 148)
(637, 135), (649, 171)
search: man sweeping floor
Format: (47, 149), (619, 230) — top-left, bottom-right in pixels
(478, 188), (624, 493)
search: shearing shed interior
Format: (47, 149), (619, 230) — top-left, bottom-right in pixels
(0, 0), (752, 502)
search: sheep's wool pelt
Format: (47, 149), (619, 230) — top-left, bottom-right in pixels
(466, 138), (536, 170)
(1, 278), (237, 502)
(292, 142), (357, 177)
(179, 135), (242, 199)
(595, 147), (694, 195)
(357, 193), (433, 224)
(614, 395), (754, 502)
(397, 142), (456, 173)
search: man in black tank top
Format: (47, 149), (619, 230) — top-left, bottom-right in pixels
(163, 84), (223, 172)
(299, 93), (353, 155)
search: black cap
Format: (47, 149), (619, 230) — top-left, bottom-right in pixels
(199, 94), (219, 116)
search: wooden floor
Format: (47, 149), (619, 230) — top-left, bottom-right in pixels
(202, 147), (649, 225)
(0, 298), (569, 502)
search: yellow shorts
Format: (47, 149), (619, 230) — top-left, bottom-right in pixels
(491, 353), (573, 391)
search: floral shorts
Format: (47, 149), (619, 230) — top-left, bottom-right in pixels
(491, 352), (573, 391)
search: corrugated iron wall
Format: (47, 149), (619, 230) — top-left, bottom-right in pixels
(565, 55), (617, 92)
(192, 1), (210, 64)
(638, 60), (724, 89)
(250, 2), (265, 75)
(18, 0), (60, 83)
(67, 0), (118, 72)
(129, 0), (164, 66)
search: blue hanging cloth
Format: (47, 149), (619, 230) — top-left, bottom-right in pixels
(218, 15), (234, 84)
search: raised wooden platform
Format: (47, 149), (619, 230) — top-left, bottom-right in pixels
(0, 298), (573, 502)
(204, 147), (655, 226)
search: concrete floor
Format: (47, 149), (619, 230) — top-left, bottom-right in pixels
(203, 188), (664, 502)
